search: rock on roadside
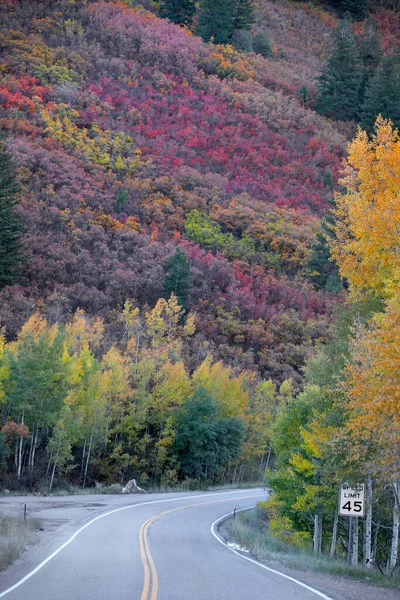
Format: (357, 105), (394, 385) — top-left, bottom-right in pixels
(106, 480), (146, 494)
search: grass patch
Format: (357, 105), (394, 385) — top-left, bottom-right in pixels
(224, 509), (400, 591)
(0, 515), (41, 571)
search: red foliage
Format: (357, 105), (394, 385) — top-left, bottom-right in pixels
(0, 0), (343, 383)
(1, 421), (30, 440)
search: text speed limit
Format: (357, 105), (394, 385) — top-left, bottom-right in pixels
(339, 483), (365, 517)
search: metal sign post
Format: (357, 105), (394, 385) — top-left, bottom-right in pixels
(339, 483), (365, 566)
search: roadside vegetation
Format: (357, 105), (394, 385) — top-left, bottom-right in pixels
(224, 509), (400, 590)
(0, 515), (41, 571)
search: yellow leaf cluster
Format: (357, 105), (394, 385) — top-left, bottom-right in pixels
(330, 117), (400, 300)
(41, 103), (142, 173)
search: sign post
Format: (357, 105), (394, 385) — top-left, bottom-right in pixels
(339, 483), (365, 566)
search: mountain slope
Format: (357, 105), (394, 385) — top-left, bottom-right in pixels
(0, 0), (347, 386)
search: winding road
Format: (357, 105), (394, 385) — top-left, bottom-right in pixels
(0, 489), (333, 600)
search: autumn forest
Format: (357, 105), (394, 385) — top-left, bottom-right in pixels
(0, 0), (399, 577)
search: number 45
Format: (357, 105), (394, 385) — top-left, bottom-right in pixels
(342, 501), (362, 512)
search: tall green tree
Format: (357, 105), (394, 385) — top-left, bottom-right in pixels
(307, 215), (344, 292)
(159, 0), (196, 26)
(358, 18), (382, 101)
(197, 0), (236, 44)
(0, 146), (22, 288)
(164, 247), (191, 309)
(232, 0), (254, 31)
(361, 52), (400, 132)
(316, 20), (363, 122)
(326, 0), (370, 20)
(173, 387), (244, 481)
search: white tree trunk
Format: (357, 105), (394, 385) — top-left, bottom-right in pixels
(28, 423), (35, 471)
(83, 426), (95, 488)
(330, 513), (338, 557)
(313, 514), (322, 554)
(364, 475), (373, 568)
(389, 480), (399, 571)
(49, 460), (57, 493)
(80, 437), (87, 478)
(17, 409), (25, 479)
(31, 429), (38, 473)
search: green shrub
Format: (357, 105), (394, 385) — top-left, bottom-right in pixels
(252, 32), (272, 58)
(232, 30), (253, 53)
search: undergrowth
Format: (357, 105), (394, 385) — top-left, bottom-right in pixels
(0, 515), (41, 571)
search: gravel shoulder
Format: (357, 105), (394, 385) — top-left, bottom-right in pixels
(219, 520), (400, 600)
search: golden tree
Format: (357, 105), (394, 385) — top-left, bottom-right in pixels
(331, 117), (400, 300)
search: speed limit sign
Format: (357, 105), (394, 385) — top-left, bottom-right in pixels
(339, 483), (365, 517)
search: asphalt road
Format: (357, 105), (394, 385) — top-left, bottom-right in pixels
(0, 489), (333, 600)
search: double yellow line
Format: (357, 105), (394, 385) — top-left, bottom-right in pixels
(139, 494), (260, 600)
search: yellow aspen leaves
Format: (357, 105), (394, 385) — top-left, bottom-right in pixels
(330, 117), (400, 300)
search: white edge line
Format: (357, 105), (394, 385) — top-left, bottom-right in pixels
(0, 488), (263, 598)
(211, 508), (335, 600)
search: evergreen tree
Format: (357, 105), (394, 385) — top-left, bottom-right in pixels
(115, 187), (128, 215)
(164, 247), (191, 309)
(307, 216), (344, 292)
(197, 0), (236, 44)
(358, 18), (382, 102)
(0, 146), (22, 288)
(173, 387), (244, 481)
(361, 52), (400, 132)
(316, 20), (363, 122)
(252, 32), (272, 58)
(327, 0), (370, 20)
(159, 0), (196, 26)
(232, 0), (254, 31)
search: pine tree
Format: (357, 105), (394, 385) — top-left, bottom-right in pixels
(361, 52), (400, 132)
(307, 216), (344, 292)
(327, 0), (370, 20)
(159, 0), (196, 26)
(358, 18), (382, 101)
(164, 247), (191, 309)
(316, 20), (363, 122)
(197, 0), (236, 44)
(0, 146), (22, 288)
(232, 0), (254, 31)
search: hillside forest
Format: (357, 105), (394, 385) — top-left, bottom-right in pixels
(0, 0), (399, 576)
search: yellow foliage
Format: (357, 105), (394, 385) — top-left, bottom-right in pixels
(17, 313), (50, 340)
(342, 296), (400, 478)
(289, 452), (314, 476)
(145, 294), (183, 344)
(265, 496), (311, 547)
(65, 309), (104, 354)
(330, 117), (400, 300)
(41, 103), (142, 173)
(331, 117), (400, 479)
(192, 356), (249, 418)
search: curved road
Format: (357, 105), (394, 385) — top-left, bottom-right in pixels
(0, 489), (333, 600)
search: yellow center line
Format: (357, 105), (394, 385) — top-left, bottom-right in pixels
(139, 494), (261, 600)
